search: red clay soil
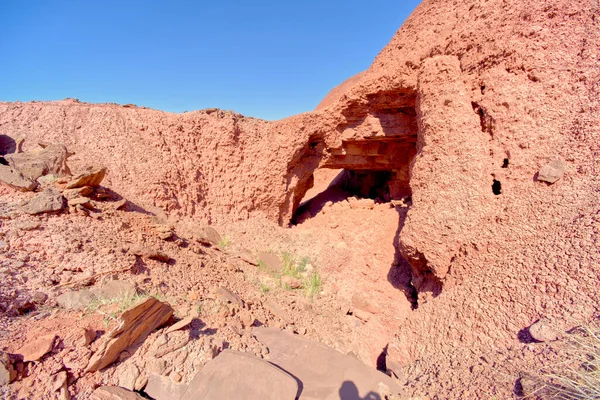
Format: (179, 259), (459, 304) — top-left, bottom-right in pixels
(0, 0), (599, 398)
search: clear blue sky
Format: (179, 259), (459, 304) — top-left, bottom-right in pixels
(0, 1), (420, 120)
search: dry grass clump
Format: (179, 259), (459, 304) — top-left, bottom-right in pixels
(522, 319), (600, 399)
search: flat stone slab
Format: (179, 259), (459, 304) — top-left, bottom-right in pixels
(182, 350), (298, 400)
(253, 327), (404, 400)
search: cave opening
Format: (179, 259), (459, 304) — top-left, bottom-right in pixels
(292, 167), (407, 225)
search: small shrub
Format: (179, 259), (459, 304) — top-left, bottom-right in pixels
(218, 235), (231, 249)
(304, 271), (322, 299)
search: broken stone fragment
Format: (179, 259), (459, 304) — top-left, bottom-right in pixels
(21, 188), (66, 215)
(164, 316), (194, 335)
(537, 159), (565, 184)
(144, 373), (188, 400)
(214, 287), (244, 307)
(68, 196), (94, 209)
(127, 244), (170, 262)
(0, 165), (37, 191)
(195, 226), (221, 246)
(0, 351), (17, 385)
(15, 333), (56, 362)
(281, 275), (303, 289)
(62, 186), (94, 200)
(182, 350), (298, 400)
(65, 166), (107, 189)
(86, 297), (173, 372)
(90, 386), (145, 400)
(529, 318), (560, 342)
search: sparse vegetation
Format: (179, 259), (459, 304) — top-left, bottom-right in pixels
(85, 292), (150, 315)
(259, 282), (270, 294)
(523, 320), (600, 399)
(304, 271), (322, 299)
(218, 235), (231, 249)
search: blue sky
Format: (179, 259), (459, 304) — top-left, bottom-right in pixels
(0, 1), (421, 120)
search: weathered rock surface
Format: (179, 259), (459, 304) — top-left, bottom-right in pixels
(0, 165), (37, 191)
(15, 334), (56, 362)
(196, 226), (221, 246)
(0, 351), (16, 385)
(4, 143), (68, 181)
(90, 386), (144, 400)
(182, 350), (298, 400)
(57, 290), (96, 310)
(65, 166), (106, 189)
(144, 373), (188, 400)
(400, 55), (489, 283)
(21, 188), (66, 215)
(253, 327), (403, 399)
(86, 297), (173, 372)
(127, 245), (169, 262)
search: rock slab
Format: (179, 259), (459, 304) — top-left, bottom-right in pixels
(86, 297), (173, 372)
(182, 350), (298, 400)
(21, 188), (66, 215)
(90, 386), (144, 400)
(253, 327), (404, 399)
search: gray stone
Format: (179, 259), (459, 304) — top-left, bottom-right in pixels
(538, 159), (565, 184)
(57, 290), (95, 310)
(253, 327), (405, 399)
(182, 350), (298, 400)
(21, 188), (65, 215)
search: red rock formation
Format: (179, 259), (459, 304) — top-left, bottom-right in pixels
(0, 0), (598, 395)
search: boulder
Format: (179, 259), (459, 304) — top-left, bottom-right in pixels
(66, 166), (107, 189)
(253, 327), (404, 399)
(537, 159), (565, 184)
(182, 350), (298, 400)
(21, 188), (65, 215)
(90, 280), (137, 300)
(86, 297), (173, 372)
(0, 165), (37, 192)
(4, 143), (68, 181)
(90, 386), (144, 400)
